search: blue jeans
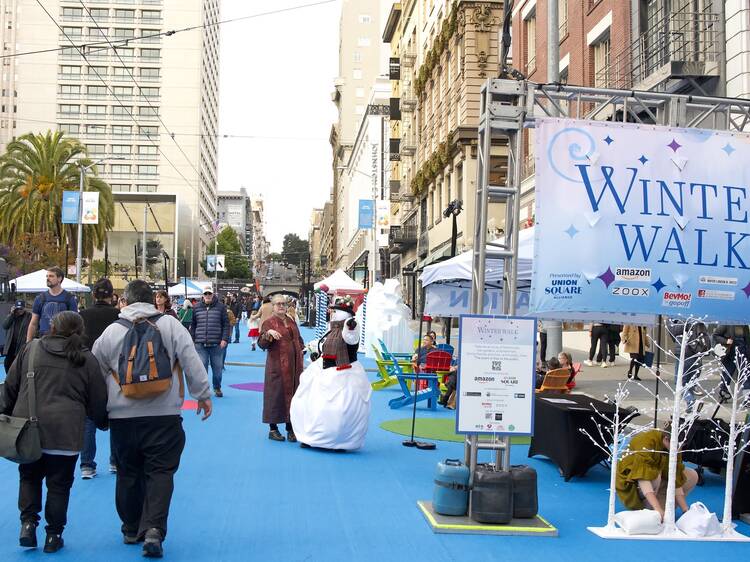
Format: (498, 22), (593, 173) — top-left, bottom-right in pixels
(80, 417), (115, 470)
(233, 323), (240, 342)
(195, 343), (224, 390)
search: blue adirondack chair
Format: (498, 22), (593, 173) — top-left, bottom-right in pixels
(436, 343), (454, 356)
(378, 338), (412, 361)
(387, 354), (440, 411)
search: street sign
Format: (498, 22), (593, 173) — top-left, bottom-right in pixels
(206, 254), (225, 272)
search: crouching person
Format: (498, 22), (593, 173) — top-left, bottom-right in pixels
(615, 424), (699, 522)
(2, 312), (108, 553)
(93, 280), (212, 558)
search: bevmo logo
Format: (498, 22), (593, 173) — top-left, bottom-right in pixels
(662, 291), (692, 308)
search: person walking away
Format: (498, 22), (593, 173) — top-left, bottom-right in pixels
(2, 312), (108, 553)
(584, 323), (609, 368)
(605, 324), (622, 367)
(3, 300), (31, 373)
(26, 267), (78, 342)
(78, 278), (120, 479)
(191, 288), (229, 398)
(713, 324), (750, 395)
(622, 324), (650, 381)
(177, 298), (193, 333)
(231, 296), (242, 343)
(248, 306), (261, 351)
(538, 320), (548, 367)
(669, 319), (711, 408)
(259, 294), (304, 442)
(92, 280), (212, 557)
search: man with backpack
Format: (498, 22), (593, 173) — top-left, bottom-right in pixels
(191, 288), (230, 397)
(92, 280), (212, 558)
(78, 278), (120, 479)
(26, 267), (78, 342)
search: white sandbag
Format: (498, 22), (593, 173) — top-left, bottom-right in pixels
(676, 502), (722, 537)
(613, 510), (663, 535)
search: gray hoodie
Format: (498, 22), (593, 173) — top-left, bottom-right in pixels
(92, 302), (211, 419)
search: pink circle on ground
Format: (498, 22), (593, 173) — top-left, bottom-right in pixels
(181, 400), (198, 410)
(229, 382), (265, 392)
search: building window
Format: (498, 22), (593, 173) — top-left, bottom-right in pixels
(60, 84), (80, 96)
(137, 185), (156, 193)
(59, 104), (80, 115)
(138, 165), (157, 177)
(112, 105), (132, 118)
(59, 123), (80, 135)
(112, 144), (131, 156)
(114, 9), (135, 21)
(112, 28), (135, 39)
(592, 35), (610, 87)
(86, 105), (106, 116)
(112, 125), (132, 137)
(110, 184), (130, 192)
(60, 65), (81, 76)
(85, 124), (106, 136)
(139, 87), (159, 99)
(86, 144), (105, 157)
(61, 26), (82, 38)
(140, 48), (160, 60)
(141, 10), (161, 23)
(139, 106), (158, 118)
(358, 14), (371, 24)
(524, 15), (536, 75)
(61, 7), (83, 19)
(139, 67), (160, 80)
(357, 37), (371, 47)
(353, 51), (362, 63)
(87, 85), (107, 97)
(112, 66), (134, 78)
(139, 125), (158, 138)
(111, 164), (131, 178)
(89, 8), (108, 20)
(138, 145), (158, 157)
(559, 0), (568, 37)
(113, 86), (133, 98)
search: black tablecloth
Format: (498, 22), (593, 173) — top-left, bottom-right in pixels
(528, 393), (634, 481)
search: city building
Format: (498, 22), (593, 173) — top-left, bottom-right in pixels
(511, 0), (724, 219)
(330, 0), (391, 271)
(308, 207), (324, 275)
(386, 0), (506, 306)
(318, 200), (336, 275)
(0, 0), (220, 279)
(336, 78), (391, 285)
(250, 196), (269, 275)
(217, 188), (252, 269)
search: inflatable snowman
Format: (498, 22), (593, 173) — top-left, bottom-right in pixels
(290, 295), (372, 451)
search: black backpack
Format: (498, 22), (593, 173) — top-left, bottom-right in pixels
(113, 314), (173, 399)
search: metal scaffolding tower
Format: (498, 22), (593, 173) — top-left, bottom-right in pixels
(466, 78), (750, 474)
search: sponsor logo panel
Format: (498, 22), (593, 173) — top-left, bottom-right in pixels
(696, 289), (735, 301)
(662, 291), (692, 308)
(615, 267), (652, 282)
(612, 286), (651, 297)
(699, 275), (738, 286)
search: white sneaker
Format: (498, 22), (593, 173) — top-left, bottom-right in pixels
(81, 467), (96, 479)
(608, 361), (616, 367)
(584, 360), (594, 367)
(600, 362), (608, 368)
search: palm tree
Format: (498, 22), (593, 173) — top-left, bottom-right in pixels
(0, 130), (114, 258)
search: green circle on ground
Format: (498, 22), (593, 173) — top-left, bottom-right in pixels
(379, 418), (531, 444)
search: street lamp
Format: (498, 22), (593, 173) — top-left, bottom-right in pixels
(442, 199), (464, 257)
(76, 158), (107, 284)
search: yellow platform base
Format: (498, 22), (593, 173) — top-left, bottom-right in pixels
(417, 501), (558, 537)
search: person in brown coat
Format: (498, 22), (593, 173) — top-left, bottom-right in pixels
(621, 324), (651, 381)
(258, 294), (304, 442)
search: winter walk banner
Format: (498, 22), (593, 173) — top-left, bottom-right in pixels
(61, 191), (79, 224)
(531, 118), (750, 323)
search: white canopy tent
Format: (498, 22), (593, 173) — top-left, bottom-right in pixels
(11, 269), (91, 293)
(168, 279), (205, 298)
(314, 269), (363, 292)
(419, 227), (655, 325)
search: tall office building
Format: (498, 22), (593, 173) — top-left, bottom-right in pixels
(0, 0), (219, 277)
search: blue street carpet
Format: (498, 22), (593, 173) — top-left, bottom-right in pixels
(0, 324), (748, 561)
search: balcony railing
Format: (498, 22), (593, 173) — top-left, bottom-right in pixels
(401, 46), (416, 67)
(596, 8), (721, 90)
(389, 225), (417, 249)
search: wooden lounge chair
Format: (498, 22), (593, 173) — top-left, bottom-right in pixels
(536, 368), (571, 394)
(371, 345), (398, 390)
(387, 354), (440, 411)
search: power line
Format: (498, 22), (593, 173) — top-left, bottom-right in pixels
(2, 0), (337, 61)
(78, 0), (206, 193)
(34, 0), (206, 220)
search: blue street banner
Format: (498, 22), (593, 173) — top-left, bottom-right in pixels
(358, 200), (374, 229)
(61, 191), (79, 224)
(530, 118), (750, 323)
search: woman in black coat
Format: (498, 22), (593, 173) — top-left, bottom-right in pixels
(2, 311), (108, 553)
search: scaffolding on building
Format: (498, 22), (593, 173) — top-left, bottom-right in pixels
(468, 77), (750, 475)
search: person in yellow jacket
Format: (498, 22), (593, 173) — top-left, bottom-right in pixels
(616, 427), (699, 521)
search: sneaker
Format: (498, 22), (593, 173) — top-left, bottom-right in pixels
(142, 528), (163, 558)
(608, 361), (616, 367)
(19, 521), (37, 548)
(81, 466), (96, 479)
(600, 362), (608, 368)
(268, 429), (285, 442)
(109, 464), (117, 474)
(43, 533), (64, 553)
(123, 533), (140, 545)
(584, 360), (594, 367)
(214, 388), (223, 398)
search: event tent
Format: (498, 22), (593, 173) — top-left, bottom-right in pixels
(168, 279), (206, 298)
(314, 269), (363, 292)
(11, 269), (91, 293)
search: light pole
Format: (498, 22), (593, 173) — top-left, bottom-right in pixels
(76, 159), (106, 284)
(336, 165), (382, 287)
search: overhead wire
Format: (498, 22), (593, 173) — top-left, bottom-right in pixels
(1, 0), (338, 60)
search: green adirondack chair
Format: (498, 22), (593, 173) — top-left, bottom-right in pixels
(371, 344), (414, 390)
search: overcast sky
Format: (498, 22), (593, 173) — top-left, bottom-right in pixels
(218, 0), (340, 252)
